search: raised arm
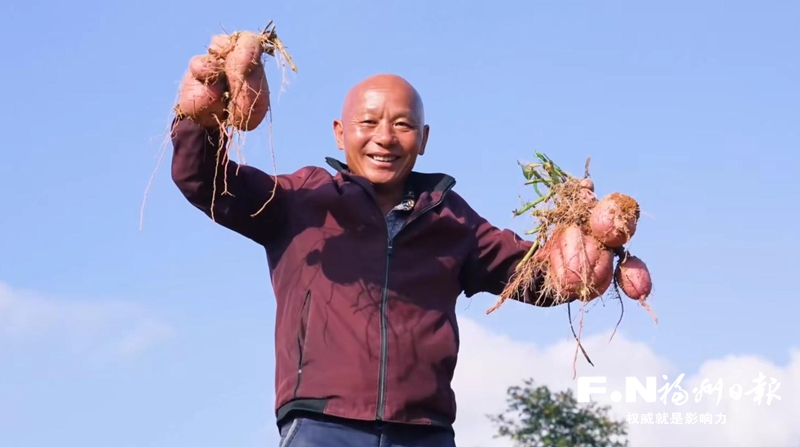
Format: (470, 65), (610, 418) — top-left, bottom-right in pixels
(171, 116), (292, 245)
(459, 209), (566, 307)
(169, 33), (311, 246)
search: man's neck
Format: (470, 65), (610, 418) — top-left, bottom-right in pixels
(374, 188), (405, 216)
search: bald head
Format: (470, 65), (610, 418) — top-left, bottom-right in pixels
(332, 73), (430, 204)
(341, 74), (425, 125)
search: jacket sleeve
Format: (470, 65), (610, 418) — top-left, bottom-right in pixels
(460, 213), (564, 307)
(170, 116), (303, 246)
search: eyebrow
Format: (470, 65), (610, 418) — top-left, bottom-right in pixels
(356, 110), (418, 120)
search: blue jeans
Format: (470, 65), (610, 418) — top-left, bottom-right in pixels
(278, 414), (457, 447)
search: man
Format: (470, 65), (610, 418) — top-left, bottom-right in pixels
(171, 68), (565, 446)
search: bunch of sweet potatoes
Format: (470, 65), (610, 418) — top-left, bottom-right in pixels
(177, 30), (271, 131)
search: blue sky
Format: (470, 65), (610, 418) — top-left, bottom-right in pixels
(1, 0), (798, 446)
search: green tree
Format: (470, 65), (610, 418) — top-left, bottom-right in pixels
(488, 379), (629, 447)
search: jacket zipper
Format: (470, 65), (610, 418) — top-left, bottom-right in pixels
(375, 182), (455, 421)
(376, 238), (392, 420)
(293, 289), (311, 399)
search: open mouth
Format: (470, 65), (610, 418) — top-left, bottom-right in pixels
(368, 154), (400, 163)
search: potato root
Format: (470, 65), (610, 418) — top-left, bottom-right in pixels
(578, 188), (597, 205)
(227, 66), (270, 131)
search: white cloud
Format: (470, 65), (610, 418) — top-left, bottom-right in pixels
(117, 318), (176, 357)
(0, 281), (174, 357)
(452, 314), (799, 447)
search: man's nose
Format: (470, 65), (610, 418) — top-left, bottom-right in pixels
(373, 122), (396, 146)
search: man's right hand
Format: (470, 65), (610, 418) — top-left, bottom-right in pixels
(176, 38), (228, 129)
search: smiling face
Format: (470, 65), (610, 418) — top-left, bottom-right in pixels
(333, 74), (429, 198)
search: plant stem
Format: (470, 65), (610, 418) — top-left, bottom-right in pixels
(512, 192), (553, 217)
(525, 225), (543, 235)
(515, 238), (540, 271)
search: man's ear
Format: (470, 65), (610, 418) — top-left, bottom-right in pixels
(418, 124), (430, 156)
(333, 119), (344, 150)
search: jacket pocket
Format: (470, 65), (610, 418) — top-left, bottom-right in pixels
(444, 313), (460, 412)
(445, 313), (460, 352)
(293, 290), (312, 399)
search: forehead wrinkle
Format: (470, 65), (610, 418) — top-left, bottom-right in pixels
(340, 74), (425, 124)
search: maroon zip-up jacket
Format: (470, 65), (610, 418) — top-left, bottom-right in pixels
(170, 117), (554, 431)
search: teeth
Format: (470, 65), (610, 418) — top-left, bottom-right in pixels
(371, 155), (397, 162)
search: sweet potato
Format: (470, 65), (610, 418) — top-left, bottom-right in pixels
(493, 154), (654, 314)
(222, 31), (271, 131)
(614, 254), (657, 324)
(225, 31), (264, 76)
(615, 255), (652, 301)
(487, 153), (656, 377)
(227, 66), (270, 131)
(547, 225), (614, 301)
(589, 192), (640, 248)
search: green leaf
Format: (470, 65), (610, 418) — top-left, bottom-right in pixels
(488, 379), (630, 447)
